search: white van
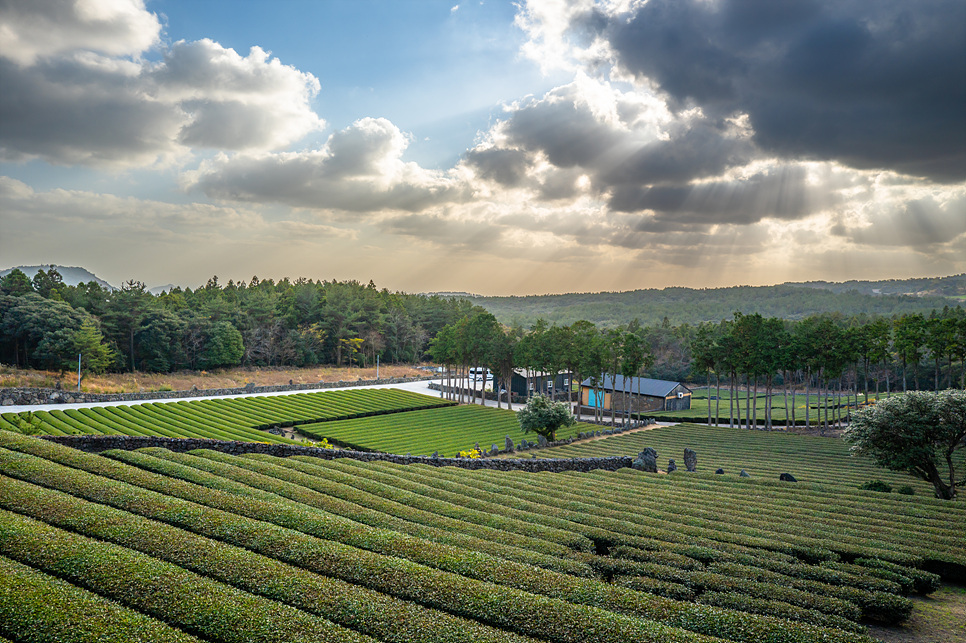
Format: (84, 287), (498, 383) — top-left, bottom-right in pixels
(468, 367), (493, 381)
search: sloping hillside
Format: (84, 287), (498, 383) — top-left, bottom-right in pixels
(1, 428), (963, 643)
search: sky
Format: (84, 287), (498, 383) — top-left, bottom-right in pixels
(1, 0), (964, 295)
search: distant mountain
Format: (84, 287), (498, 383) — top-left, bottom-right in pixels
(148, 284), (179, 295)
(0, 264), (115, 290)
(470, 278), (964, 328)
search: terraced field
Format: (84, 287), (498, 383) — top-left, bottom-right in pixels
(298, 404), (594, 456)
(0, 389), (454, 445)
(1, 428), (963, 643)
(532, 422), (966, 496)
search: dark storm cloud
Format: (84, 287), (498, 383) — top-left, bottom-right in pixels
(609, 165), (830, 225)
(594, 0), (965, 182)
(464, 148), (530, 186)
(478, 80), (754, 200)
(598, 120), (755, 188)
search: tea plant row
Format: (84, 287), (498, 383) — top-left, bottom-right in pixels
(0, 389), (454, 444)
(2, 429), (941, 643)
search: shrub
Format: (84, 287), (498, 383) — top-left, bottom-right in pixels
(859, 480), (893, 493)
(896, 485), (915, 496)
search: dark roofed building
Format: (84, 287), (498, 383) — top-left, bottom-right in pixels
(580, 375), (692, 414)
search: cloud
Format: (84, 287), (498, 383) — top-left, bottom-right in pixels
(0, 0), (161, 66)
(520, 0), (966, 182)
(835, 191), (966, 250)
(0, 176), (259, 237)
(0, 4), (323, 166)
(185, 118), (470, 212)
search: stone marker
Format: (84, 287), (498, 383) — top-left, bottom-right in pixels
(505, 435), (514, 451)
(684, 448), (697, 472)
(642, 447), (658, 473)
(779, 472), (797, 482)
(537, 435), (548, 447)
(490, 444), (499, 456)
(739, 469), (750, 477)
(667, 459), (677, 473)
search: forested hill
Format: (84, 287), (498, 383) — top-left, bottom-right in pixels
(787, 273), (966, 297)
(469, 283), (958, 328)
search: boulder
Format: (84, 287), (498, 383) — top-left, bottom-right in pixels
(490, 444), (499, 456)
(639, 447), (658, 473)
(505, 435), (514, 451)
(779, 472), (798, 482)
(715, 468), (724, 474)
(739, 469), (750, 478)
(667, 459), (677, 473)
(684, 448), (697, 472)
(537, 435), (548, 447)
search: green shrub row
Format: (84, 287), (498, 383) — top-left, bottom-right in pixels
(852, 558), (942, 595)
(214, 450), (593, 552)
(297, 403), (589, 455)
(0, 475), (542, 643)
(695, 592), (866, 634)
(342, 459), (928, 621)
(0, 432), (875, 643)
(418, 460), (949, 569)
(587, 554), (862, 624)
(7, 389), (456, 445)
(579, 467), (957, 551)
(0, 442), (719, 643)
(687, 571), (862, 621)
(611, 574), (696, 601)
(113, 447), (593, 577)
(0, 508), (375, 643)
(708, 562), (913, 623)
(0, 554), (203, 643)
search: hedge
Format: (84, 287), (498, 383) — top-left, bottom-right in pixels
(0, 555), (203, 643)
(0, 476), (541, 643)
(0, 432), (875, 643)
(0, 509), (376, 643)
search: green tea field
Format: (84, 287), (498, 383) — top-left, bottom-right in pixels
(298, 403), (593, 455)
(531, 422), (966, 496)
(1, 424), (964, 643)
(0, 389), (454, 445)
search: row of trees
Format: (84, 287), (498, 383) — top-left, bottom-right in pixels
(0, 268), (474, 377)
(429, 307), (966, 431)
(429, 313), (653, 424)
(3, 267), (964, 400)
(691, 310), (966, 432)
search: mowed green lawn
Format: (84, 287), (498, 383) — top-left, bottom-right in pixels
(298, 403), (596, 456)
(653, 387), (900, 425)
(533, 422), (965, 497)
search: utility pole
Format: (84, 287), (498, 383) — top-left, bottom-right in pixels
(77, 353), (82, 391)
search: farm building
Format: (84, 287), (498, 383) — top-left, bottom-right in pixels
(580, 375), (692, 413)
(499, 369), (574, 399)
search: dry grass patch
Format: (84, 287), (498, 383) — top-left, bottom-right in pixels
(0, 364), (426, 394)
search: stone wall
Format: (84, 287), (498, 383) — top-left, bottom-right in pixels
(0, 376), (436, 407)
(38, 434), (633, 473)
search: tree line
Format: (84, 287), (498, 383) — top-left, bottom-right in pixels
(2, 267), (964, 412)
(0, 268), (474, 380)
(429, 308), (966, 431)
